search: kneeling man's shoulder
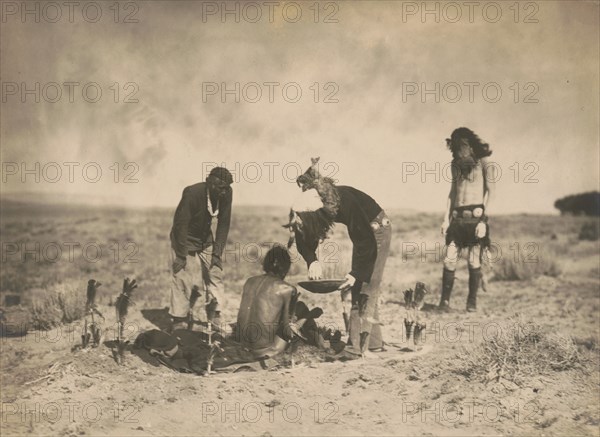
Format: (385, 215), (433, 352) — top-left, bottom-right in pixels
(274, 281), (296, 298)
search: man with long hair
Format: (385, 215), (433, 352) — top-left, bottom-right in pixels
(440, 128), (495, 312)
(169, 166), (233, 331)
(286, 157), (392, 357)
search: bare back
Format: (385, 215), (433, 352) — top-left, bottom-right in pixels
(236, 274), (294, 350)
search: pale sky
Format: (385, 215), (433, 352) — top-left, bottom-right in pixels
(1, 1), (598, 214)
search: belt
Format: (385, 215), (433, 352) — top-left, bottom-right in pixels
(370, 211), (391, 231)
(452, 206), (484, 219)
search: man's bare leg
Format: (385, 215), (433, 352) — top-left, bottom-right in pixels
(467, 245), (482, 312)
(440, 243), (459, 309)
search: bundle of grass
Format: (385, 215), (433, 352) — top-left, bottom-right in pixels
(30, 281), (86, 330)
(457, 318), (582, 385)
(579, 221), (600, 241)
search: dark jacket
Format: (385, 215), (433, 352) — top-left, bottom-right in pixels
(170, 182), (232, 267)
(297, 186), (382, 283)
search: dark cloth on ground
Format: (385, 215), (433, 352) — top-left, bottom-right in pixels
(134, 301), (346, 374)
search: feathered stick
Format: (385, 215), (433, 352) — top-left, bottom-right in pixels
(412, 282), (428, 349)
(114, 278), (138, 364)
(403, 282), (428, 347)
(404, 282), (427, 345)
(403, 288), (415, 341)
(82, 279), (104, 348)
(413, 282), (428, 311)
(206, 340), (224, 376)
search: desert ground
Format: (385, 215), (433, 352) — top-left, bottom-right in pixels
(1, 200), (598, 436)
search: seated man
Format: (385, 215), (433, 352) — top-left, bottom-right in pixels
(235, 245), (297, 359)
(134, 247), (345, 372)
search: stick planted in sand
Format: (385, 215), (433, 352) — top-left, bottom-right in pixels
(114, 278), (138, 365)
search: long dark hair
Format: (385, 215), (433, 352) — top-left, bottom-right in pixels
(283, 208), (335, 255)
(263, 245), (292, 278)
(296, 209), (334, 244)
(448, 127), (492, 160)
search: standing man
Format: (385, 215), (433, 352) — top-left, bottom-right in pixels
(440, 128), (495, 312)
(170, 167), (233, 331)
(286, 157), (392, 357)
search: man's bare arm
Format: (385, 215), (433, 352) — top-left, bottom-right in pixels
(481, 157), (495, 216)
(279, 286), (297, 341)
(441, 167), (457, 235)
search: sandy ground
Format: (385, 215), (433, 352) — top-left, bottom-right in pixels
(2, 276), (599, 436)
(1, 210), (599, 436)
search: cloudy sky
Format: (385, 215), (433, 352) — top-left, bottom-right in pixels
(1, 1), (598, 214)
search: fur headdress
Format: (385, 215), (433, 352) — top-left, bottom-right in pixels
(296, 157), (340, 219)
(284, 157), (340, 249)
(447, 128), (492, 178)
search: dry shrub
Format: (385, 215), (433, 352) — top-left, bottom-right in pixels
(492, 252), (561, 281)
(30, 281), (86, 330)
(458, 318), (582, 385)
(0, 307), (32, 336)
(579, 221), (600, 241)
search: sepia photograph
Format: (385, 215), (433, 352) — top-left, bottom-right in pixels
(1, 1), (599, 436)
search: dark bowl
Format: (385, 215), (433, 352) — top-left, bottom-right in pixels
(297, 279), (345, 294)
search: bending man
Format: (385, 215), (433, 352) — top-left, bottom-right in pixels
(169, 167), (233, 331)
(286, 157), (391, 356)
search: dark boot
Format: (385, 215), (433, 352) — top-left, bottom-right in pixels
(467, 268), (481, 312)
(439, 268), (455, 309)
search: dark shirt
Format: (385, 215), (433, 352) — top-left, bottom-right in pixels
(170, 182), (232, 265)
(297, 185), (383, 283)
